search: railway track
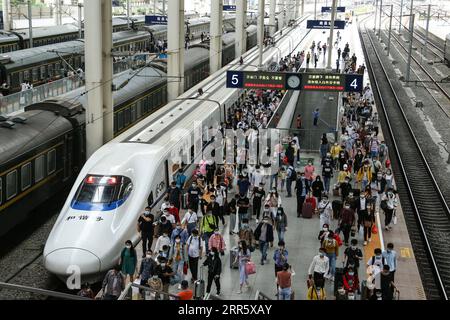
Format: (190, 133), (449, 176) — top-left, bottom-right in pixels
(359, 19), (450, 300)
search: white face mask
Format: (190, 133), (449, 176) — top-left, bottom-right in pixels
(146, 254), (151, 258)
(126, 245), (131, 249)
(175, 239), (180, 243)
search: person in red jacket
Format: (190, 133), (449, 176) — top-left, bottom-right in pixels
(168, 201), (180, 223)
(343, 266), (359, 293)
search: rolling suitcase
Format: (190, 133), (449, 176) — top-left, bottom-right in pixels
(302, 202), (313, 218)
(334, 262), (345, 296)
(194, 266), (205, 300)
(230, 246), (239, 269)
(306, 196), (317, 212)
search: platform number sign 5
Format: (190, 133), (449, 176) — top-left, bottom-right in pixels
(344, 74), (363, 92)
(226, 71), (244, 89)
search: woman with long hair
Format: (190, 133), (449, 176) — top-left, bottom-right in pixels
(119, 240), (137, 283)
(235, 240), (251, 294)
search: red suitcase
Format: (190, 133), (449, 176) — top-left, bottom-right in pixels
(306, 196), (317, 212)
(302, 202), (313, 218)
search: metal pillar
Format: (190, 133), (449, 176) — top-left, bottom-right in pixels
(374, 0), (378, 32)
(294, 0), (300, 19)
(423, 4), (431, 59)
(2, 0), (11, 31)
(163, 0), (166, 15)
(398, 0), (403, 35)
(210, 0), (223, 74)
(78, 3), (83, 39)
(167, 0), (185, 102)
(236, 0), (247, 56)
(27, 0), (33, 48)
(278, 0), (285, 31)
(127, 0), (130, 28)
(102, 0), (113, 142)
(301, 0), (304, 17)
(55, 0), (62, 25)
(85, 0), (103, 157)
(269, 0), (277, 36)
(387, 4), (393, 56)
(258, 0), (265, 70)
(314, 0), (317, 20)
(409, 0), (414, 43)
(326, 0), (337, 69)
(378, 0), (382, 37)
(405, 14), (414, 84)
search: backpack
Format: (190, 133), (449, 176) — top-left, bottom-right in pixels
(288, 167), (297, 180)
(371, 255), (386, 267)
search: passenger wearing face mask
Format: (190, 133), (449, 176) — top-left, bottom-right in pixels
(154, 256), (175, 299)
(168, 201), (180, 224)
(203, 247), (222, 295)
(169, 235), (186, 286)
(101, 265), (125, 300)
(119, 240), (137, 283)
(379, 264), (397, 300)
(208, 228), (226, 256)
(237, 193), (250, 229)
(295, 172), (310, 218)
(238, 218), (255, 251)
(139, 250), (157, 287)
(343, 266), (359, 294)
(182, 208), (198, 235)
(154, 231), (171, 258)
(187, 182), (203, 213)
(187, 229), (202, 283)
(372, 172), (386, 212)
(382, 243), (397, 281)
(200, 210), (219, 254)
(312, 176), (324, 203)
(318, 196), (332, 229)
(265, 190), (281, 220)
(285, 165), (296, 197)
(304, 160), (315, 182)
(254, 216), (274, 265)
(384, 168), (394, 190)
(339, 202), (355, 245)
(251, 183), (266, 223)
(171, 223), (189, 245)
(336, 286), (348, 300)
(166, 181), (182, 211)
(356, 162), (372, 191)
(308, 248), (329, 287)
(344, 239), (363, 275)
(353, 149), (364, 174)
(158, 215), (173, 239)
(274, 207), (288, 242)
(228, 194), (239, 235)
(339, 176), (352, 202)
(207, 194), (225, 226)
(318, 223), (330, 243)
(381, 188), (397, 231)
(137, 207), (155, 258)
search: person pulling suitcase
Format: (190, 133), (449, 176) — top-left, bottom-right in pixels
(203, 247), (222, 296)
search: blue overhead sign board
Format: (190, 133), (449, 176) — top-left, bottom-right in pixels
(223, 5), (237, 11)
(306, 19), (346, 29)
(344, 74), (364, 92)
(321, 6), (346, 13)
(145, 15), (168, 25)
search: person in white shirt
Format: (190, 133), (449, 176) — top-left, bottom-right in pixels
(308, 248), (330, 288)
(186, 229), (202, 282)
(181, 208), (198, 235)
(160, 199), (170, 213)
(154, 232), (171, 257)
(318, 196), (333, 229)
(161, 208), (175, 225)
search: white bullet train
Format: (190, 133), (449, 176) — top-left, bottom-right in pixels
(43, 18), (311, 283)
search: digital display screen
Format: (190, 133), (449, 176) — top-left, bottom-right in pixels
(242, 71), (286, 90)
(302, 73), (345, 91)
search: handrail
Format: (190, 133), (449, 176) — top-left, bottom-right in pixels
(254, 290), (273, 300)
(117, 282), (180, 300)
(0, 282), (91, 300)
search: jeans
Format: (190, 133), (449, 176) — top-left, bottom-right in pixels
(270, 174), (278, 190)
(239, 212), (248, 229)
(172, 259), (184, 278)
(323, 176), (331, 193)
(277, 229), (285, 242)
(362, 179), (369, 191)
(326, 252), (336, 277)
(286, 178), (293, 196)
(259, 241), (269, 263)
(279, 287), (291, 300)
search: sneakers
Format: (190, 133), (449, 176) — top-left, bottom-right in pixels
(385, 226), (389, 231)
(330, 276), (335, 282)
(237, 290), (242, 294)
(368, 238), (372, 242)
(256, 219), (259, 224)
(363, 241), (367, 246)
(261, 260), (264, 265)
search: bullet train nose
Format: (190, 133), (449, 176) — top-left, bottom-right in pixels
(44, 248), (101, 276)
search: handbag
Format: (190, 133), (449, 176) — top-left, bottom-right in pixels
(393, 213), (398, 225)
(372, 224), (378, 234)
(183, 262), (188, 275)
(380, 200), (388, 211)
(245, 260), (256, 275)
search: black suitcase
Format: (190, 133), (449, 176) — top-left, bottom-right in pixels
(332, 200), (343, 219)
(334, 263), (345, 296)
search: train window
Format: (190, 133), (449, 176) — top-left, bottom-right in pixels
(124, 108), (131, 126)
(136, 99), (142, 118)
(118, 111), (124, 130)
(21, 163), (32, 191)
(47, 149), (56, 174)
(40, 66), (46, 80)
(23, 70), (30, 81)
(71, 175), (133, 209)
(6, 170), (17, 200)
(32, 68), (39, 82)
(131, 103), (136, 122)
(48, 64), (54, 77)
(35, 155), (45, 182)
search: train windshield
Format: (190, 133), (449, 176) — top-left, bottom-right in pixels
(71, 175), (133, 211)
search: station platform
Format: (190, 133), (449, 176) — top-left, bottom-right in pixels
(126, 22), (425, 299)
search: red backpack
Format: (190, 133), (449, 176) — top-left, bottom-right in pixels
(334, 233), (343, 246)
